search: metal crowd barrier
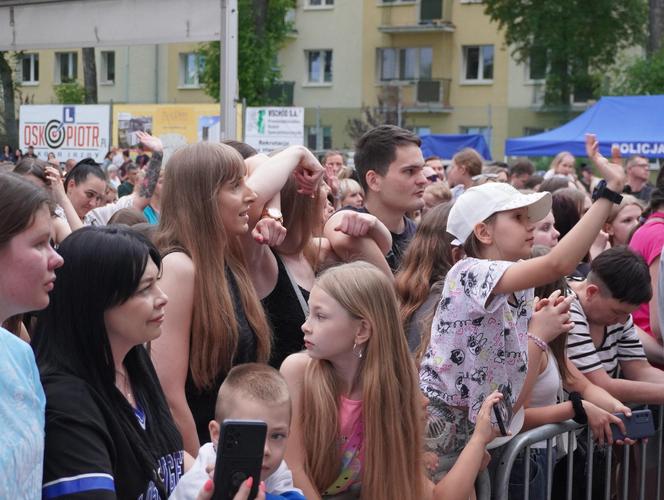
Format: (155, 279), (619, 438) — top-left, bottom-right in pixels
(492, 405), (664, 500)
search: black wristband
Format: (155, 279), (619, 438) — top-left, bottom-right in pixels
(569, 391), (588, 424)
(592, 179), (623, 204)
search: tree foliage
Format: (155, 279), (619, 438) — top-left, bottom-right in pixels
(483, 0), (648, 106)
(54, 82), (87, 104)
(198, 0), (295, 105)
(607, 48), (664, 95)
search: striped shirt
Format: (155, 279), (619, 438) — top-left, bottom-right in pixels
(566, 299), (646, 378)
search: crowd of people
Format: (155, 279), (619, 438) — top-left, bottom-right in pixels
(2, 125), (664, 500)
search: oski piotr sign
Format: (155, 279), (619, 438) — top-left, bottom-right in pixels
(245, 107), (304, 154)
(20, 105), (111, 162)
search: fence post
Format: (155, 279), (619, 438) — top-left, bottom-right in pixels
(586, 430), (594, 500)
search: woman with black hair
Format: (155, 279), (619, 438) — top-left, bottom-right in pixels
(33, 226), (184, 499)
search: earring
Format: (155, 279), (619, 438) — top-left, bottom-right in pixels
(353, 342), (363, 359)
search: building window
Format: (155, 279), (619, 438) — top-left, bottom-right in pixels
(100, 51), (115, 84)
(19, 53), (39, 84)
(306, 50), (333, 84)
(180, 52), (205, 88)
(462, 45), (494, 82)
(380, 0), (417, 3)
(307, 0), (334, 6)
(528, 47), (547, 81)
(378, 47), (432, 81)
(55, 52), (78, 83)
(524, 127), (545, 136)
(306, 125), (332, 150)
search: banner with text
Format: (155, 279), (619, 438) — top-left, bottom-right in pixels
(245, 107), (304, 153)
(20, 105), (111, 162)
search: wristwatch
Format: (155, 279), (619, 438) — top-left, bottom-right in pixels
(592, 180), (623, 204)
(261, 207), (284, 224)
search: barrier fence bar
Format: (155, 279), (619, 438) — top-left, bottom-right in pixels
(639, 437), (647, 500)
(493, 420), (582, 500)
(658, 405), (664, 500)
(604, 445), (612, 500)
(493, 406), (664, 500)
(566, 430), (574, 500)
(546, 438), (553, 500)
(586, 430), (594, 500)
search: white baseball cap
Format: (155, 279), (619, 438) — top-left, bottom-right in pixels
(447, 183), (552, 243)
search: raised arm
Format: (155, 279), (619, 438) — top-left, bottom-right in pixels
(132, 131), (163, 211)
(494, 135), (625, 295)
(45, 165), (83, 232)
(150, 252), (200, 456)
(246, 146), (324, 226)
(323, 211), (393, 277)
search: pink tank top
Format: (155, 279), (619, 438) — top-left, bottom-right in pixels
(323, 396), (364, 496)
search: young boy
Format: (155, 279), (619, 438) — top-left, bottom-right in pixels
(171, 364), (305, 500)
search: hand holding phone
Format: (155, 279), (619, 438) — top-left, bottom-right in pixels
(212, 420), (267, 500)
(492, 386), (514, 436)
(610, 409), (655, 442)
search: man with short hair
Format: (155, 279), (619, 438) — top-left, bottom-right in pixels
(323, 150), (344, 175)
(117, 163), (138, 198)
(567, 247), (664, 403)
(324, 125), (427, 272)
(623, 156), (654, 202)
(25, 146), (37, 159)
(508, 158), (535, 189)
(64, 158), (77, 174)
(446, 148), (483, 199)
(424, 155), (446, 182)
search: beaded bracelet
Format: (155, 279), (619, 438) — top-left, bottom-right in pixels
(527, 332), (547, 352)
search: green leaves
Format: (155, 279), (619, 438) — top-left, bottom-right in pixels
(483, 0), (647, 106)
(198, 0), (296, 106)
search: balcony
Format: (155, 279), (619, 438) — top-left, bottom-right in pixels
(379, 78), (452, 113)
(379, 0), (454, 34)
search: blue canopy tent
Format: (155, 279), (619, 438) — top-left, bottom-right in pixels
(421, 134), (492, 160)
(505, 95), (664, 158)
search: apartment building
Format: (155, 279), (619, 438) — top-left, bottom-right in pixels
(14, 43), (214, 106)
(280, 0), (579, 158)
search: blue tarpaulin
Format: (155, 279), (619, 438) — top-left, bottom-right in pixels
(420, 134), (492, 160)
(505, 95), (664, 158)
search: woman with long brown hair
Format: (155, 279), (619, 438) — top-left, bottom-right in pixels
(395, 202), (456, 357)
(151, 143), (323, 455)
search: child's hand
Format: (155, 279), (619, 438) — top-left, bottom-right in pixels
(472, 390), (503, 446)
(584, 134), (625, 193)
(529, 290), (573, 344)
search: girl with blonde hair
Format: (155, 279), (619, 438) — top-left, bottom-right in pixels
(152, 142), (323, 455)
(281, 262), (504, 500)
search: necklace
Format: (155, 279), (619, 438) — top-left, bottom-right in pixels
(115, 369), (133, 403)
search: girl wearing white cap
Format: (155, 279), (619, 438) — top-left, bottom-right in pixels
(419, 135), (627, 490)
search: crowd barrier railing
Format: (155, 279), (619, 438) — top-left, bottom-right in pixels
(491, 404), (664, 500)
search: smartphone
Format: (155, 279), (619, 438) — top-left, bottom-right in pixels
(610, 409), (655, 441)
(492, 386), (514, 436)
(212, 420), (267, 500)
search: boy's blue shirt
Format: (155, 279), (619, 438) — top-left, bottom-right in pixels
(266, 491), (307, 500)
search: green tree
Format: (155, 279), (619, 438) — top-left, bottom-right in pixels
(0, 52), (18, 147)
(483, 0), (647, 106)
(608, 47), (664, 94)
(198, 0), (295, 105)
(54, 81), (87, 104)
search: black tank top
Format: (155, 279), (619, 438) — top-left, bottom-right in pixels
(261, 251), (309, 368)
(185, 267), (257, 445)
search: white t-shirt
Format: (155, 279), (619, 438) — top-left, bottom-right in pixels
(169, 442), (304, 499)
(566, 299), (646, 377)
(420, 257), (532, 423)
